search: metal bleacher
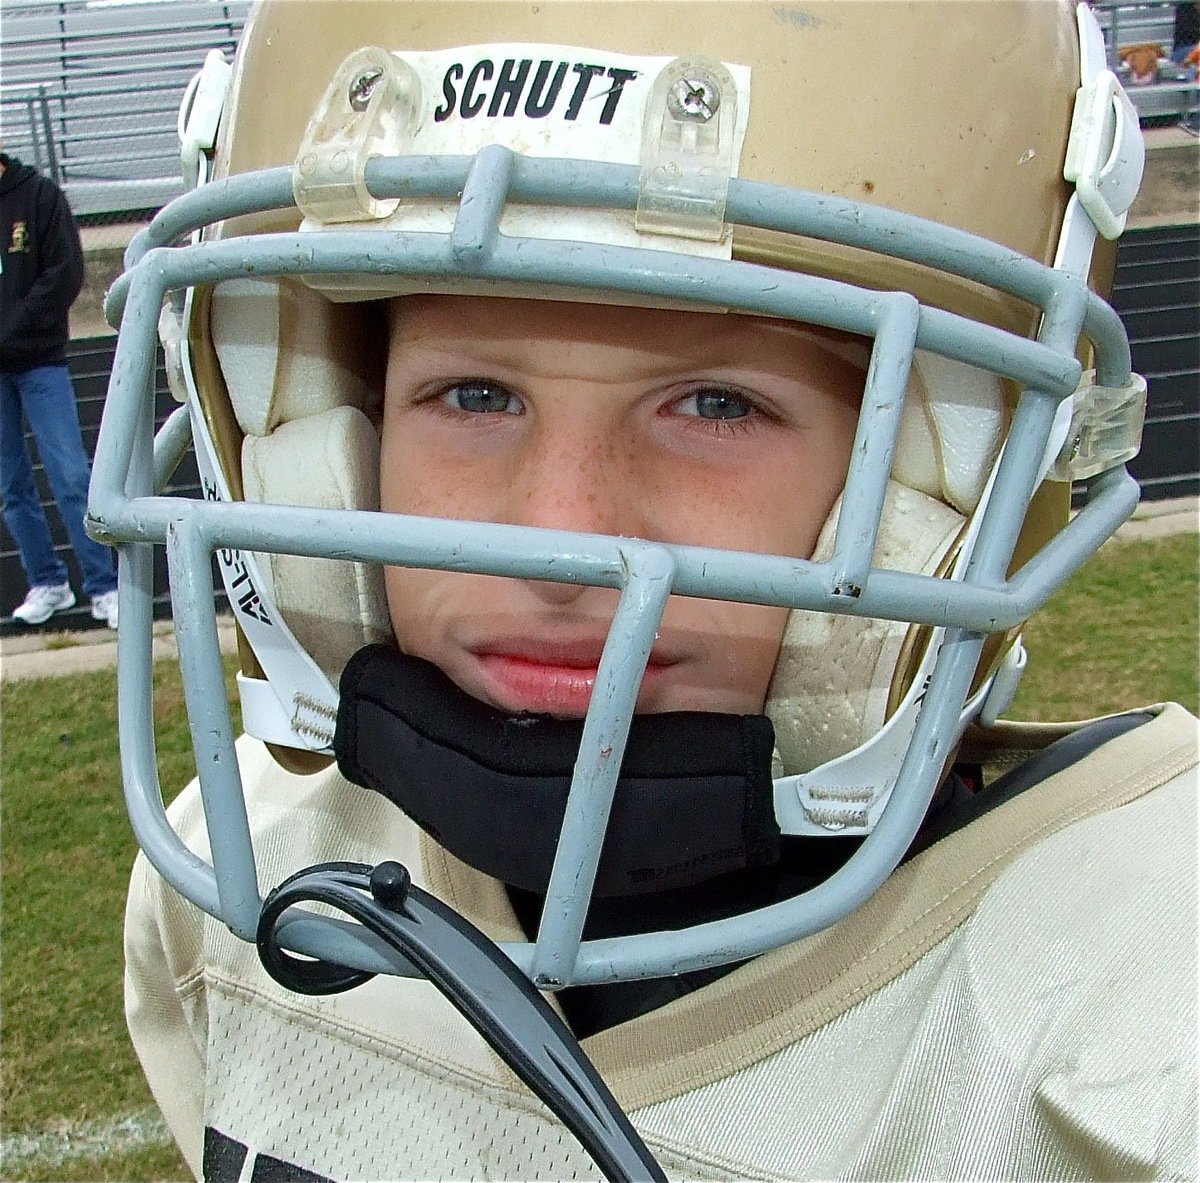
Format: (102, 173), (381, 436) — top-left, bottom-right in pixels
(1093, 0), (1200, 124)
(0, 0), (250, 218)
(1, 1), (1191, 225)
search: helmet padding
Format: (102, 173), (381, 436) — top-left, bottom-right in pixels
(211, 277), (382, 436)
(894, 352), (1005, 514)
(242, 408), (392, 677)
(213, 278), (391, 678)
(764, 483), (963, 775)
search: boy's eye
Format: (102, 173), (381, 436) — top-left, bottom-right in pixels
(440, 380), (523, 415)
(674, 387), (754, 421)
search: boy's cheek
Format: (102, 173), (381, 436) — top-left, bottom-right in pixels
(383, 565), (453, 644)
(379, 444), (467, 519)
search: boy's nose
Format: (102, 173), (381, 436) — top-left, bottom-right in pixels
(505, 426), (642, 606)
(508, 425), (637, 539)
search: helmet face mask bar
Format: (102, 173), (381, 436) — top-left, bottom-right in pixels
(92, 1), (1147, 993)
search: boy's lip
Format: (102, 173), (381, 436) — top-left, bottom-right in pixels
(466, 638), (676, 715)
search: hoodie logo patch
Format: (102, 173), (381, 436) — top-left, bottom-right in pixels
(8, 221), (28, 253)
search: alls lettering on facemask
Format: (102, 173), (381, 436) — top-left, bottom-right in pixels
(433, 59), (639, 124)
(334, 645), (781, 897)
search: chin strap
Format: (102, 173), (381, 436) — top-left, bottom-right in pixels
(257, 861), (667, 1183)
(178, 49), (232, 191)
(336, 646), (781, 896)
(773, 644), (1018, 835)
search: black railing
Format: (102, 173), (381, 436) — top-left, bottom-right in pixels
(1113, 224), (1200, 500)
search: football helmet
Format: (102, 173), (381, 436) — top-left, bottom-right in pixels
(93, 0), (1147, 998)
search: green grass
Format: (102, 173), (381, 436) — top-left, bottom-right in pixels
(0, 533), (1195, 1181)
(1011, 533), (1199, 718)
(3, 1119), (186, 1183)
(2, 655), (239, 1183)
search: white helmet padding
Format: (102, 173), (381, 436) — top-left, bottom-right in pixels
(210, 277), (383, 435)
(764, 483), (963, 775)
(209, 277), (1004, 773)
(242, 410), (392, 677)
(212, 278), (391, 678)
(895, 352), (1005, 515)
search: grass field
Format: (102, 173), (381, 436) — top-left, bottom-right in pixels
(1, 656), (239, 1182)
(1, 532), (1197, 1181)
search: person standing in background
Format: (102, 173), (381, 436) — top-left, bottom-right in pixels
(0, 150), (118, 629)
(1171, 3), (1200, 132)
(1172, 1), (1200, 63)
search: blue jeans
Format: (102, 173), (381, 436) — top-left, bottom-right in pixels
(1, 364), (117, 598)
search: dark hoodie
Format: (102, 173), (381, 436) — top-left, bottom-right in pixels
(0, 153), (84, 371)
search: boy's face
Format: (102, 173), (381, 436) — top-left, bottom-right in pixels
(381, 295), (861, 718)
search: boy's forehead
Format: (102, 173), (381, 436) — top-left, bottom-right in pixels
(387, 294), (865, 368)
(390, 294), (723, 338)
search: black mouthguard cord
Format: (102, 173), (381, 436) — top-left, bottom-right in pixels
(256, 861), (668, 1183)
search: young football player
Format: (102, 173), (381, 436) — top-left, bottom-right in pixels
(98, 3), (1196, 1179)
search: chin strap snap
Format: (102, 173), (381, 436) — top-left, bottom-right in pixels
(1063, 67), (1144, 243)
(1062, 3), (1145, 250)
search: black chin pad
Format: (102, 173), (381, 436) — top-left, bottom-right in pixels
(334, 645), (780, 898)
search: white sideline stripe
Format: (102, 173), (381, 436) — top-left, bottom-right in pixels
(1, 1109), (171, 1168)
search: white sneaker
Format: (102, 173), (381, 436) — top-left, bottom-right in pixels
(12, 582), (76, 625)
(91, 590), (119, 630)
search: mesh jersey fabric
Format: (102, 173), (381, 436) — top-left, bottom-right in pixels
(124, 704), (1199, 1181)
